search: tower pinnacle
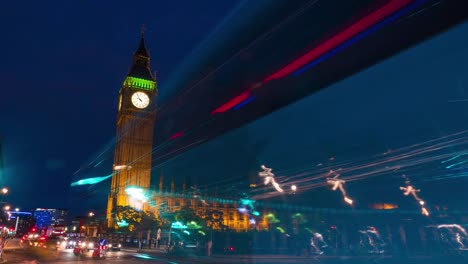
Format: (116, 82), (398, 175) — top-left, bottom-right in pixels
(135, 26), (149, 58)
(125, 27), (154, 82)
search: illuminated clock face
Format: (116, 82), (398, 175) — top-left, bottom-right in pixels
(131, 92), (150, 109)
(118, 94), (122, 111)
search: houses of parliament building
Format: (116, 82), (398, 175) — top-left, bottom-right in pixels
(150, 175), (269, 232)
(106, 29), (268, 232)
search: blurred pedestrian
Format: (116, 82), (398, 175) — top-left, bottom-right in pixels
(138, 239), (142, 252)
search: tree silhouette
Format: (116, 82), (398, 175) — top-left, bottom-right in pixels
(114, 205), (161, 234)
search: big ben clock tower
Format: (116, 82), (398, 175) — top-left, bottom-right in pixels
(107, 28), (157, 226)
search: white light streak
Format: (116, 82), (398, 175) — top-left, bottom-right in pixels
(326, 171), (353, 205)
(400, 180), (429, 216)
(259, 165), (283, 193)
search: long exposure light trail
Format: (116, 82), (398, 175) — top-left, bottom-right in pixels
(70, 173), (114, 186)
(212, 0), (423, 114)
(259, 165), (284, 193)
(264, 0), (414, 81)
(72, 0), (432, 190)
(250, 131), (468, 200)
(326, 170), (353, 205)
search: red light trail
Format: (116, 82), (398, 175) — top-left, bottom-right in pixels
(211, 91), (251, 114)
(211, 0), (414, 115)
(264, 0), (412, 81)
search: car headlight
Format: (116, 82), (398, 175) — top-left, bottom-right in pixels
(118, 244), (121, 248)
(62, 241), (67, 247)
(57, 241), (60, 245)
(88, 243), (94, 248)
(82, 242), (87, 247)
(109, 244), (113, 248)
(69, 241), (73, 245)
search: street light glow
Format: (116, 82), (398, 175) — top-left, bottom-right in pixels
(15, 208), (19, 212)
(291, 185), (297, 192)
(125, 187), (148, 201)
(4, 205), (10, 211)
(1, 188), (8, 195)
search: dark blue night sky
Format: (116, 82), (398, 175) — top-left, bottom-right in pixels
(0, 0), (242, 213)
(164, 21), (468, 209)
(0, 1), (467, 216)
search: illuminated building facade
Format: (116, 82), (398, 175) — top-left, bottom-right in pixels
(34, 208), (67, 229)
(151, 177), (269, 232)
(107, 28), (157, 227)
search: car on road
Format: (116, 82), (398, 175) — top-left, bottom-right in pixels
(108, 240), (122, 251)
(37, 236), (61, 250)
(57, 237), (78, 249)
(75, 238), (96, 252)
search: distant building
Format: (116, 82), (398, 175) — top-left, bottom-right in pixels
(34, 208), (68, 229)
(55, 209), (68, 226)
(11, 211), (35, 236)
(151, 176), (268, 232)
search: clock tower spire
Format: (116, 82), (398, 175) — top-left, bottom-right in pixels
(107, 28), (158, 227)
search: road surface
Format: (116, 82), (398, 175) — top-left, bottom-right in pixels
(3, 245), (467, 263)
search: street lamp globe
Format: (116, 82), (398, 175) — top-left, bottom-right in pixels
(291, 185), (297, 192)
(1, 188), (8, 195)
(4, 205), (10, 211)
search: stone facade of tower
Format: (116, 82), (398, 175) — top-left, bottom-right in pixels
(107, 30), (157, 227)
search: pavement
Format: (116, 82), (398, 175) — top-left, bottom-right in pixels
(3, 239), (22, 251)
